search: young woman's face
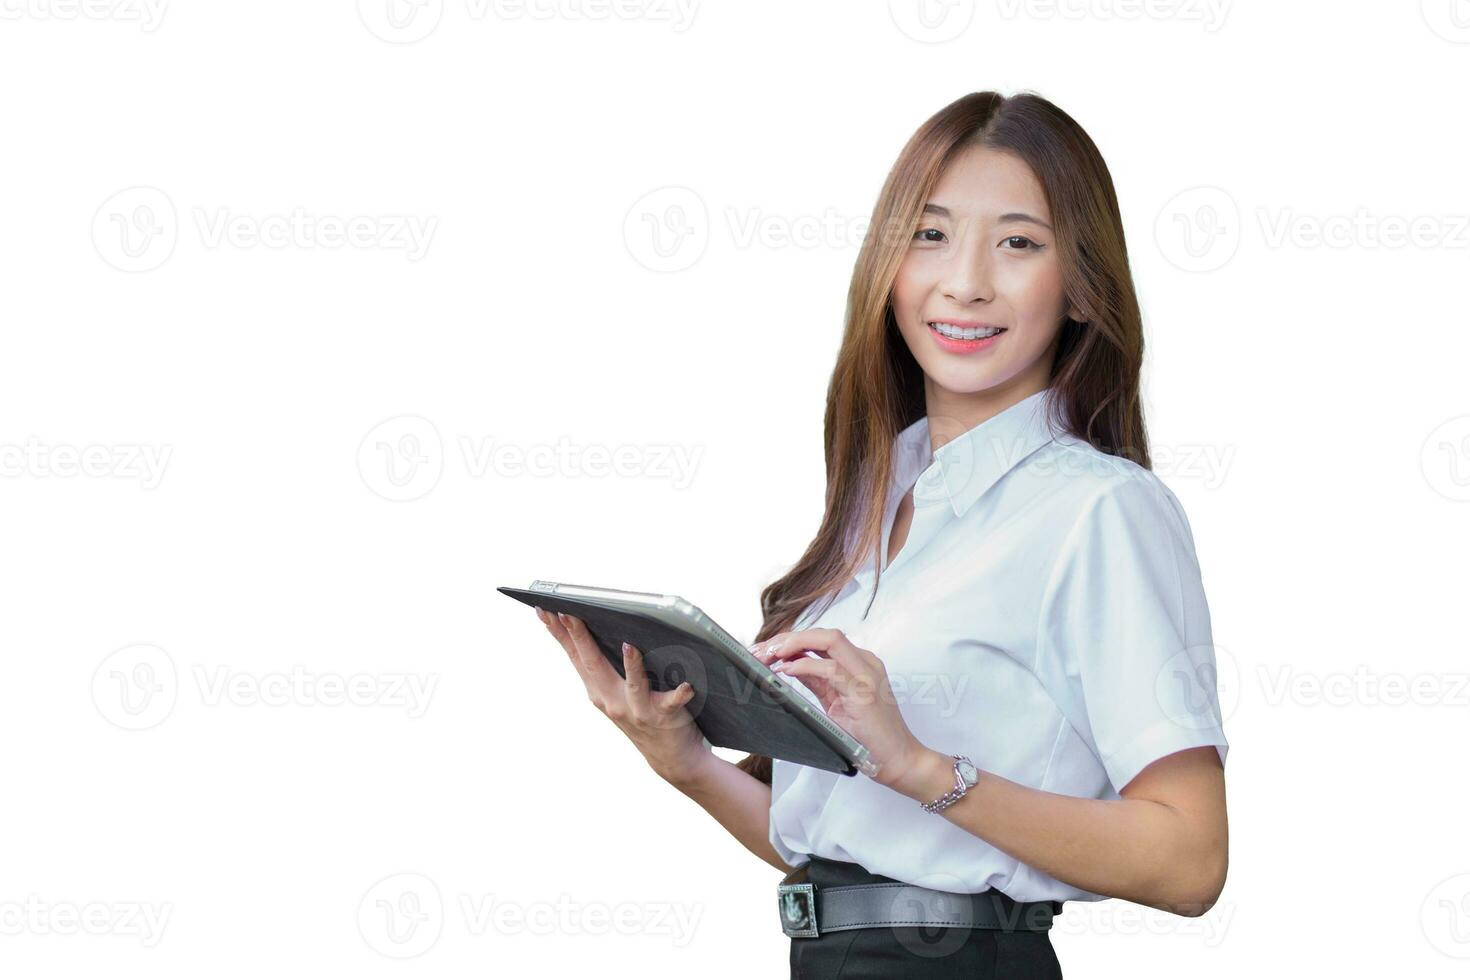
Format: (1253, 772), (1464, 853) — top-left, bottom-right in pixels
(891, 144), (1079, 403)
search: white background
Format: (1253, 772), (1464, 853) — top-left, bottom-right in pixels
(3, 1), (1469, 976)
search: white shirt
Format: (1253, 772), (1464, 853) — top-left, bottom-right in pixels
(768, 387), (1230, 902)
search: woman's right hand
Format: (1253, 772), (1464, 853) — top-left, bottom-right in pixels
(535, 606), (713, 787)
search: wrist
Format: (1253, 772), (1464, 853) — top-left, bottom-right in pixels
(892, 745), (957, 803)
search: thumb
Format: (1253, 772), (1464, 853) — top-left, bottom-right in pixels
(656, 681), (696, 712)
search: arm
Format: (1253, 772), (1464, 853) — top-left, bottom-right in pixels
(666, 754), (794, 874)
(892, 743), (1228, 916)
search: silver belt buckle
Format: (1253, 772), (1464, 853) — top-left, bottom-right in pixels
(777, 881), (819, 938)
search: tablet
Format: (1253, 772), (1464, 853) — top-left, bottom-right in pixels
(499, 579), (875, 777)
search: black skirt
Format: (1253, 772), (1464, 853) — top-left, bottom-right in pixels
(788, 856), (1064, 980)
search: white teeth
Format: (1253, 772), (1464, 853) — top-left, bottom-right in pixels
(929, 322), (1002, 340)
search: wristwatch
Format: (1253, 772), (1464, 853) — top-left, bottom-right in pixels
(920, 754), (979, 813)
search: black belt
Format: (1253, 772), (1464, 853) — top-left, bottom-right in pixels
(778, 862), (1062, 939)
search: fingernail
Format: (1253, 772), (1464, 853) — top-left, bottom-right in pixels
(621, 642), (631, 657)
(557, 613), (570, 626)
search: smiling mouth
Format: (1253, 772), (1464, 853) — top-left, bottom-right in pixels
(927, 321), (1006, 341)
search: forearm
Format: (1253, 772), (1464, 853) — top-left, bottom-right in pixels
(668, 754), (792, 874)
(900, 750), (1223, 915)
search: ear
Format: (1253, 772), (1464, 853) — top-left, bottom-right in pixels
(1066, 305), (1086, 324)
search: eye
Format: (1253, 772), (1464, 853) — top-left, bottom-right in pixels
(1001, 235), (1042, 250)
(912, 227), (946, 244)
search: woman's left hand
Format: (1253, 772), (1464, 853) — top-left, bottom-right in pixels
(754, 628), (933, 796)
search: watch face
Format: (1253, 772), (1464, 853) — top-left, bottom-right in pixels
(958, 760), (978, 786)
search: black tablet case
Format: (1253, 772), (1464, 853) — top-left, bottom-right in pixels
(500, 586), (857, 775)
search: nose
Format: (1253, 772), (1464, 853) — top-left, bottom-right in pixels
(938, 227), (993, 305)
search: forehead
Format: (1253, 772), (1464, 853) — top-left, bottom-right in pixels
(927, 144), (1049, 219)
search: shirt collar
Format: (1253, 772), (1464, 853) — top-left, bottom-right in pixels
(890, 388), (1066, 519)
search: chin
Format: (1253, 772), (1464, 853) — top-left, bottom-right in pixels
(931, 368), (1004, 394)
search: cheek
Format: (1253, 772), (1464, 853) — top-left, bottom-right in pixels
(891, 257), (923, 309)
(890, 258), (932, 335)
(1002, 260), (1068, 323)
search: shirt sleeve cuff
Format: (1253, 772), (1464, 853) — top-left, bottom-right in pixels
(1102, 718), (1229, 795)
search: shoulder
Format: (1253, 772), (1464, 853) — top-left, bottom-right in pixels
(1037, 433), (1195, 551)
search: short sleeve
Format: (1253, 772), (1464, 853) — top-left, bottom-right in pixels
(1035, 474), (1229, 795)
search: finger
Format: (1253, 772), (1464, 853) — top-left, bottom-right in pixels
(772, 659), (839, 711)
(652, 679), (697, 724)
(622, 642), (653, 719)
(558, 612), (624, 698)
(772, 628), (869, 674)
(536, 606), (571, 647)
(778, 656), (885, 707)
(774, 657), (859, 699)
(538, 608), (587, 671)
(655, 680), (696, 711)
(774, 662), (835, 706)
(754, 632), (811, 664)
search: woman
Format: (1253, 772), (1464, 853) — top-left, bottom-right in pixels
(533, 90), (1230, 978)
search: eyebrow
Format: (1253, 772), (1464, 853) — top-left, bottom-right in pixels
(921, 203), (1054, 231)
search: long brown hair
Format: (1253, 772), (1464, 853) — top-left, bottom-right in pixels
(736, 90), (1150, 786)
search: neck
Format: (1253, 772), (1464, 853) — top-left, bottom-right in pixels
(922, 373), (1050, 458)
